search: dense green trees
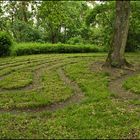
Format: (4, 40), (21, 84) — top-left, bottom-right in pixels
(86, 1), (140, 51)
(0, 1), (89, 43)
(0, 1), (139, 51)
(38, 1), (89, 43)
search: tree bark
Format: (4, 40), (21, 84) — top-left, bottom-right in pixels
(105, 1), (131, 68)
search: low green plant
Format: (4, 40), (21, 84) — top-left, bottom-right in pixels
(0, 32), (13, 56)
(11, 42), (106, 56)
(67, 36), (85, 45)
(123, 74), (140, 94)
(0, 71), (33, 89)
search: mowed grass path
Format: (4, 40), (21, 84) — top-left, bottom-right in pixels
(0, 53), (140, 139)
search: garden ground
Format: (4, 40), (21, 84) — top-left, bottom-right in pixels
(0, 53), (140, 139)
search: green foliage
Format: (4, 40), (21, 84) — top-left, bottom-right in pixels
(0, 32), (12, 56)
(123, 74), (140, 94)
(0, 71), (33, 89)
(86, 1), (140, 51)
(11, 20), (43, 42)
(38, 1), (86, 43)
(0, 1), (139, 51)
(86, 2), (115, 48)
(12, 42), (105, 56)
(67, 36), (85, 45)
(0, 54), (74, 110)
(126, 1), (140, 52)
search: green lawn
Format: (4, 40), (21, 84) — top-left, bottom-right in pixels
(123, 74), (140, 94)
(0, 53), (139, 139)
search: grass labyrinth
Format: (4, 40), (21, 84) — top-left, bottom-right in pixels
(0, 53), (140, 139)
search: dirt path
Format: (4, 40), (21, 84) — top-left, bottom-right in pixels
(0, 59), (63, 92)
(0, 63), (84, 114)
(57, 68), (85, 106)
(91, 61), (140, 101)
(109, 69), (140, 100)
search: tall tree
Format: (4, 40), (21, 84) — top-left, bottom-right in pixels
(38, 1), (67, 43)
(105, 1), (131, 68)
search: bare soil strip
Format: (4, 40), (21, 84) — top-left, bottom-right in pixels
(0, 59), (63, 91)
(0, 59), (77, 92)
(0, 62), (84, 113)
(91, 61), (140, 101)
(109, 69), (140, 100)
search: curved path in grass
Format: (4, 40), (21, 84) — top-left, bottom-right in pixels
(109, 68), (140, 101)
(91, 61), (140, 106)
(1, 55), (139, 114)
(0, 68), (84, 114)
(0, 56), (85, 114)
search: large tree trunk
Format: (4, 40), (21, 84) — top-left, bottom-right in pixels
(105, 1), (131, 68)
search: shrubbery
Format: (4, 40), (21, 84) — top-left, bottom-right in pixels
(0, 32), (12, 56)
(12, 42), (106, 56)
(67, 36), (86, 45)
(11, 20), (43, 42)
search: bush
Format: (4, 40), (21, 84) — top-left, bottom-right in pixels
(11, 42), (106, 56)
(0, 32), (12, 56)
(126, 32), (140, 52)
(11, 20), (43, 42)
(67, 36), (85, 45)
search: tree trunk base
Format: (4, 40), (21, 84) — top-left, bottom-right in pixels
(103, 59), (134, 70)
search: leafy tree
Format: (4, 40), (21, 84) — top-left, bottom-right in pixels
(86, 2), (115, 47)
(86, 1), (139, 51)
(11, 20), (42, 42)
(38, 1), (89, 43)
(38, 1), (67, 43)
(0, 0), (139, 52)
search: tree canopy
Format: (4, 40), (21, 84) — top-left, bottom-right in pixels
(0, 1), (139, 51)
